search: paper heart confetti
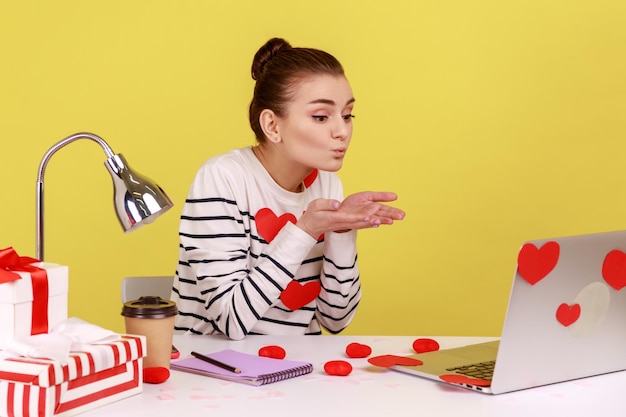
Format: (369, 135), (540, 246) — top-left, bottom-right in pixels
(439, 374), (491, 387)
(280, 280), (321, 311)
(412, 338), (440, 353)
(324, 360), (353, 376)
(517, 241), (560, 285)
(556, 303), (581, 327)
(602, 250), (626, 291)
(255, 208), (297, 243)
(367, 354), (423, 368)
(258, 345), (286, 359)
(303, 169), (318, 188)
(345, 342), (372, 358)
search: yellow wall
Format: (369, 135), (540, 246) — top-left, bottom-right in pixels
(2, 1), (625, 337)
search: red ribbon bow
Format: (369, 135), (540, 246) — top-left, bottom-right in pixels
(0, 246), (50, 334)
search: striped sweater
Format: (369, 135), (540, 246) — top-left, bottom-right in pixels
(171, 147), (361, 340)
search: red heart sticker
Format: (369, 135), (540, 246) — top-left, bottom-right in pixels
(517, 241), (560, 285)
(258, 345), (286, 359)
(345, 342), (372, 358)
(255, 208), (297, 243)
(324, 360), (353, 376)
(412, 338), (440, 353)
(303, 169), (318, 188)
(556, 303), (580, 327)
(280, 280), (321, 311)
(602, 250), (626, 291)
(367, 355), (423, 368)
(439, 374), (491, 387)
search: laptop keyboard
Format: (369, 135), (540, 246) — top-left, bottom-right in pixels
(446, 360), (496, 381)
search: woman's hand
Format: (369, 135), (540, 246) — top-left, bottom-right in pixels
(296, 191), (405, 239)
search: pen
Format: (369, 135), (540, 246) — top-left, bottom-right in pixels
(191, 351), (242, 374)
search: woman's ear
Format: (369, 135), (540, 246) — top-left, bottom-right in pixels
(259, 109), (281, 143)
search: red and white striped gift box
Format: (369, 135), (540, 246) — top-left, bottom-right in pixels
(0, 335), (146, 417)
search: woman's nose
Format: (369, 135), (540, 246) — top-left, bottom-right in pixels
(332, 118), (350, 140)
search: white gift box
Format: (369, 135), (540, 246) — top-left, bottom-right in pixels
(0, 263), (69, 349)
(0, 335), (146, 417)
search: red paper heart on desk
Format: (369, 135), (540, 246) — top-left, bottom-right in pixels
(412, 338), (440, 353)
(440, 374), (491, 387)
(556, 303), (580, 327)
(368, 355), (423, 368)
(346, 342), (372, 358)
(280, 280), (321, 310)
(256, 208), (297, 243)
(517, 241), (560, 285)
(259, 345), (286, 359)
(324, 360), (353, 376)
(602, 250), (626, 291)
(143, 367), (170, 384)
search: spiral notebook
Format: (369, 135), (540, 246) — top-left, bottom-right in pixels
(170, 349), (313, 386)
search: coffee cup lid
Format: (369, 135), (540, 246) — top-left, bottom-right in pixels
(121, 296), (178, 319)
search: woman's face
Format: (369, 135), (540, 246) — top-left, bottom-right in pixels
(276, 74), (355, 173)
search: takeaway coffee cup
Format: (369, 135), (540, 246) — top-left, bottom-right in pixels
(121, 296), (178, 368)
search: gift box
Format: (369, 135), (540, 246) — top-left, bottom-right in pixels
(0, 335), (146, 417)
(0, 258), (69, 350)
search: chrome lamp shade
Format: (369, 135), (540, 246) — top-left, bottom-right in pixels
(105, 153), (173, 232)
(36, 132), (173, 260)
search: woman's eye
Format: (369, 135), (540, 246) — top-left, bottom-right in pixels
(312, 115), (328, 122)
(343, 114), (355, 121)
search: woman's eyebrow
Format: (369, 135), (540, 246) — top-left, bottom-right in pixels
(308, 97), (356, 106)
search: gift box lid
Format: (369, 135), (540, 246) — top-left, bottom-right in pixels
(0, 263), (68, 304)
(0, 335), (145, 387)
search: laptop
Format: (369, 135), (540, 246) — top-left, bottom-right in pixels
(392, 229), (626, 394)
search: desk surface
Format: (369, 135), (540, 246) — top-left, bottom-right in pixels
(82, 335), (625, 417)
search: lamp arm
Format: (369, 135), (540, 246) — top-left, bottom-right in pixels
(36, 132), (117, 261)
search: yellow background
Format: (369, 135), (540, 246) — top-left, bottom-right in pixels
(1, 1), (625, 336)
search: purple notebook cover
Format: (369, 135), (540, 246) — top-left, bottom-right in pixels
(170, 349), (313, 385)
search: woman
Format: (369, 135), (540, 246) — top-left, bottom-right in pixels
(172, 37), (405, 340)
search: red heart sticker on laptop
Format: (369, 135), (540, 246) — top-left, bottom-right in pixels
(517, 241), (560, 285)
(280, 280), (321, 310)
(439, 374), (491, 387)
(601, 250), (626, 291)
(556, 303), (581, 326)
(368, 355), (423, 367)
(255, 208), (297, 243)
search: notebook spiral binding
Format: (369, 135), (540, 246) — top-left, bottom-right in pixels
(259, 363), (314, 385)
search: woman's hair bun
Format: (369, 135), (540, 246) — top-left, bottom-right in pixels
(251, 37), (292, 80)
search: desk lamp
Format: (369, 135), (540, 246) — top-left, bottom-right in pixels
(36, 132), (174, 260)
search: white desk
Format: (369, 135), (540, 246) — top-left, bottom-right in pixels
(82, 335), (625, 417)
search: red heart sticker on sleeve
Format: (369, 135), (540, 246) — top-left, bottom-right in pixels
(368, 355), (423, 368)
(556, 303), (580, 326)
(517, 241), (560, 285)
(280, 280), (321, 311)
(602, 250), (626, 291)
(345, 342), (372, 358)
(255, 208), (297, 243)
